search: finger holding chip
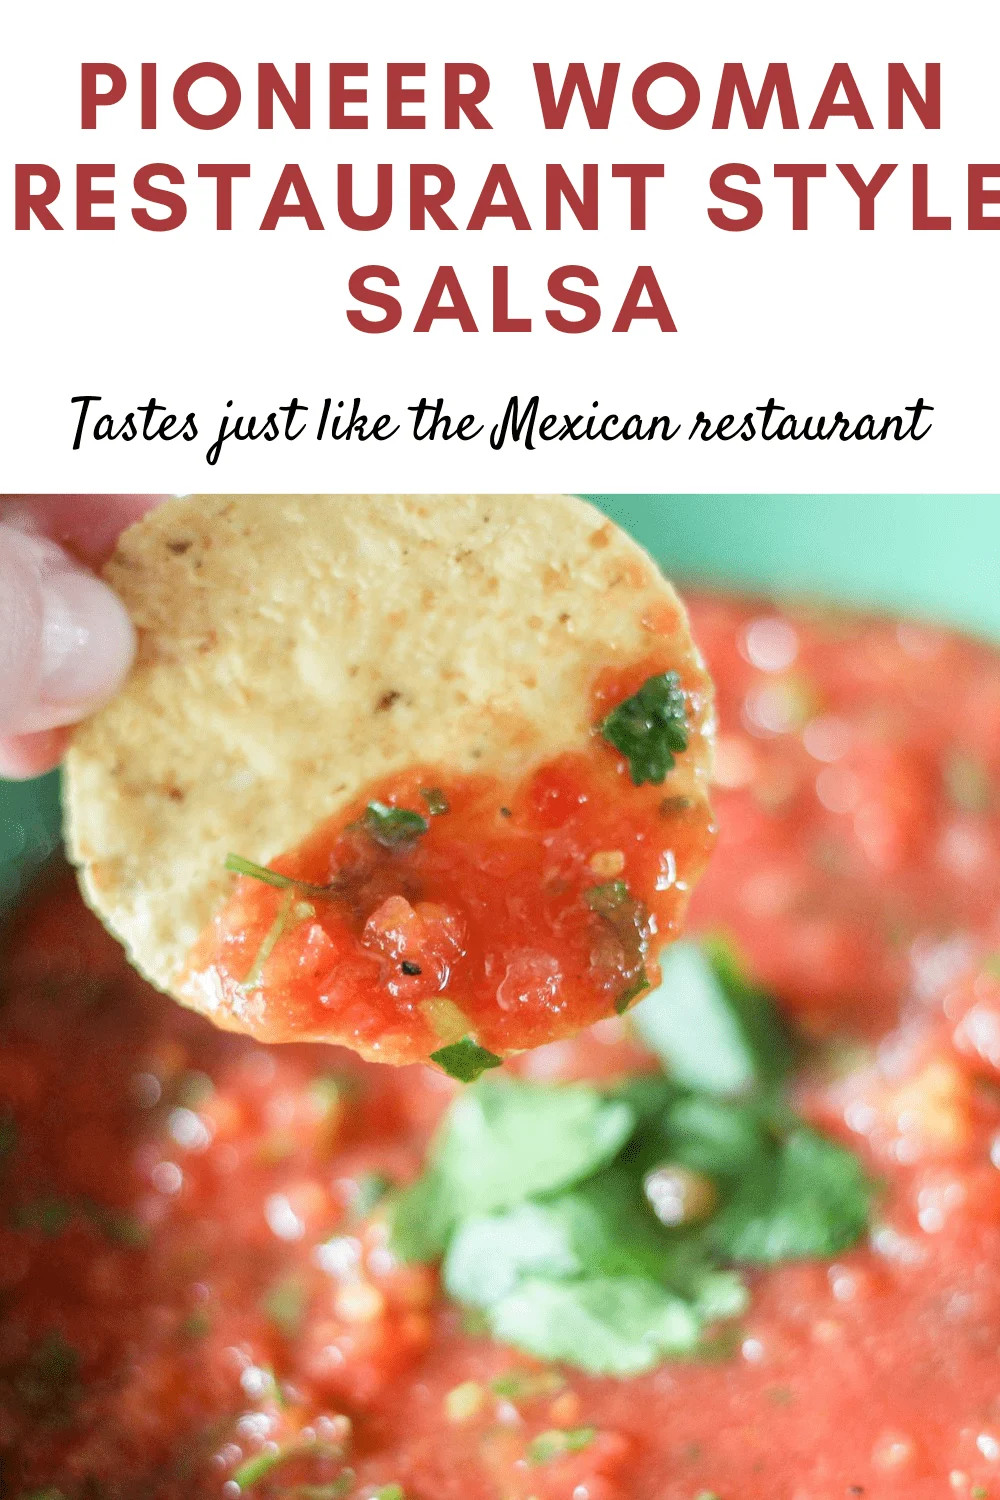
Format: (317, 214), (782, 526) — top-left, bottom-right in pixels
(64, 494), (715, 1071)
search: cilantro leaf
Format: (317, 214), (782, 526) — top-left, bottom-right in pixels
(444, 1168), (678, 1308)
(430, 1037), (503, 1084)
(632, 938), (791, 1096)
(708, 1123), (874, 1265)
(362, 802), (428, 848)
(419, 787), (450, 816)
(391, 1079), (635, 1263)
(584, 881), (652, 1012)
(486, 1275), (710, 1376)
(600, 671), (689, 786)
(637, 1093), (773, 1183)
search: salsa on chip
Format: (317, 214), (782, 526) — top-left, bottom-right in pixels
(64, 495), (715, 1068)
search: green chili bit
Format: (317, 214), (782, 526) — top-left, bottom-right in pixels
(600, 670), (689, 786)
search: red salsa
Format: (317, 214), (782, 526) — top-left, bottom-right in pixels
(3, 592), (1000, 1500)
(182, 655), (714, 1065)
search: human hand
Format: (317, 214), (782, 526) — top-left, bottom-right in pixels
(0, 496), (163, 780)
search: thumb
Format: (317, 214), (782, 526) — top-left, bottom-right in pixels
(0, 522), (136, 736)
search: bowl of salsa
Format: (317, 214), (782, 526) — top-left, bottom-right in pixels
(2, 494), (999, 1500)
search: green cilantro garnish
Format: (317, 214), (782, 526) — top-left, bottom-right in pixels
(362, 802), (429, 848)
(944, 751), (993, 814)
(242, 889), (309, 991)
(430, 1037), (504, 1084)
(614, 968), (651, 1015)
(84, 1203), (150, 1249)
(179, 1310), (211, 1340)
(391, 1078), (635, 1263)
(527, 1427), (596, 1464)
(231, 1441), (341, 1490)
(632, 938), (790, 1096)
(11, 1196), (74, 1238)
(262, 1275), (308, 1336)
(225, 853), (302, 890)
(13, 1332), (81, 1422)
(390, 941), (873, 1377)
(600, 671), (689, 785)
(584, 880), (651, 1013)
(351, 1172), (393, 1218)
(420, 787), (450, 816)
(225, 853), (341, 899)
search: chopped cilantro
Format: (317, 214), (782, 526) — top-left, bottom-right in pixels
(225, 853), (302, 890)
(420, 787), (450, 816)
(615, 968), (651, 1014)
(225, 853), (343, 899)
(600, 671), (689, 786)
(0, 1111), (17, 1161)
(231, 1440), (339, 1489)
(490, 1369), (565, 1402)
(239, 882), (307, 990)
(362, 802), (429, 848)
(351, 1172), (393, 1218)
(11, 1196), (74, 1238)
(944, 751), (993, 814)
(262, 1275), (308, 1336)
(430, 1037), (503, 1084)
(84, 1204), (150, 1249)
(527, 1427), (596, 1464)
(584, 880), (651, 1011)
(632, 938), (790, 1096)
(13, 1332), (81, 1422)
(179, 1310), (211, 1340)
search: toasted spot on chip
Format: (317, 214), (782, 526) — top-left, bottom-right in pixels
(64, 494), (715, 1063)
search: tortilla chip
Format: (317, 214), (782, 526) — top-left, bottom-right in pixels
(64, 495), (713, 1044)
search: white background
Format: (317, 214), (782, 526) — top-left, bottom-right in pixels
(1, 0), (997, 492)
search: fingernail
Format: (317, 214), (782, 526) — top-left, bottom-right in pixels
(37, 568), (136, 719)
(0, 525), (136, 735)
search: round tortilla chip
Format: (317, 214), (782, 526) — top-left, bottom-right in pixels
(64, 494), (714, 1060)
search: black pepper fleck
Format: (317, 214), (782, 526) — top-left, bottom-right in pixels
(401, 961), (422, 976)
